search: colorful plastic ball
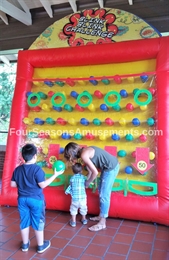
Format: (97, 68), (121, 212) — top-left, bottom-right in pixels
(125, 134), (134, 141)
(148, 88), (156, 96)
(119, 118), (126, 126)
(125, 166), (133, 174)
(66, 78), (75, 87)
(132, 118), (140, 126)
(131, 151), (136, 158)
(127, 77), (134, 83)
(140, 105), (147, 111)
(61, 133), (71, 139)
(88, 103), (95, 112)
(101, 77), (110, 85)
(52, 160), (65, 171)
(50, 132), (58, 139)
(70, 91), (78, 99)
(94, 90), (103, 99)
(149, 152), (155, 160)
(140, 75), (149, 83)
(147, 118), (155, 126)
(120, 89), (128, 98)
(44, 80), (54, 87)
(64, 104), (73, 112)
(112, 105), (121, 111)
(42, 148), (48, 155)
(46, 117), (55, 125)
(133, 88), (139, 95)
(99, 134), (106, 141)
(111, 134), (120, 141)
(85, 133), (95, 140)
(114, 75), (122, 84)
(89, 76), (98, 86)
(68, 118), (76, 125)
(31, 106), (41, 112)
(26, 91), (33, 97)
(80, 118), (89, 126)
(126, 103), (134, 111)
(59, 148), (64, 154)
(75, 104), (85, 112)
(34, 118), (44, 125)
(100, 104), (109, 111)
(74, 133), (83, 140)
(57, 118), (67, 125)
(118, 150), (127, 157)
(53, 106), (62, 112)
(139, 134), (147, 142)
(105, 118), (114, 126)
(93, 118), (101, 126)
(48, 91), (55, 97)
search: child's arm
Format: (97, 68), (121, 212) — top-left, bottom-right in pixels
(11, 181), (17, 187)
(38, 168), (64, 189)
(85, 165), (92, 180)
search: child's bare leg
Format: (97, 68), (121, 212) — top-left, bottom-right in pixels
(21, 227), (29, 244)
(71, 215), (76, 222)
(35, 230), (44, 246)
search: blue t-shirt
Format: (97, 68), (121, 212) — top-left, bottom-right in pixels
(11, 164), (45, 200)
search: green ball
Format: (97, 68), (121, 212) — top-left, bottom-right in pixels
(147, 118), (155, 126)
(125, 134), (134, 141)
(118, 150), (127, 157)
(52, 160), (65, 171)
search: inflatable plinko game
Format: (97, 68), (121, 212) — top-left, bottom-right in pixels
(1, 9), (169, 225)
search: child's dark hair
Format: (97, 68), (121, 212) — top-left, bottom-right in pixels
(72, 163), (82, 174)
(22, 143), (37, 162)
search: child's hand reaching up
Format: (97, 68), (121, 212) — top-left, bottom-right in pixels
(54, 168), (64, 176)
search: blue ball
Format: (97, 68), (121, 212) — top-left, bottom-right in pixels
(125, 166), (133, 174)
(53, 106), (62, 112)
(111, 134), (120, 141)
(80, 118), (89, 126)
(59, 147), (64, 154)
(140, 75), (148, 83)
(70, 91), (78, 99)
(61, 133), (71, 139)
(34, 118), (44, 125)
(120, 89), (128, 97)
(100, 104), (109, 111)
(132, 118), (140, 126)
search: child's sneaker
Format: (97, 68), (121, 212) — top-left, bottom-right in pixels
(81, 219), (88, 225)
(70, 220), (76, 227)
(21, 240), (30, 252)
(37, 240), (51, 253)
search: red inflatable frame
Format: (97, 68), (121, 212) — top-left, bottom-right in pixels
(1, 36), (169, 225)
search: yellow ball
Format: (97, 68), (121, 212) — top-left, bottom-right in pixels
(43, 148), (48, 155)
(119, 118), (126, 126)
(50, 132), (58, 139)
(23, 117), (32, 125)
(88, 103), (95, 112)
(140, 105), (147, 111)
(42, 103), (50, 111)
(99, 134), (106, 141)
(68, 118), (76, 125)
(149, 152), (155, 160)
(127, 77), (134, 83)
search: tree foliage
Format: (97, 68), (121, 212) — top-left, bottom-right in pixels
(0, 63), (16, 131)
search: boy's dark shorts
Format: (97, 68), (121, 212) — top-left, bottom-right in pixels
(18, 197), (45, 231)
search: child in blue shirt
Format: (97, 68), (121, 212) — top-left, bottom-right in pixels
(11, 143), (64, 253)
(65, 163), (88, 227)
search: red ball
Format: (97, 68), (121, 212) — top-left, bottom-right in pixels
(94, 90), (103, 99)
(126, 103), (134, 111)
(105, 118), (114, 126)
(139, 134), (147, 142)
